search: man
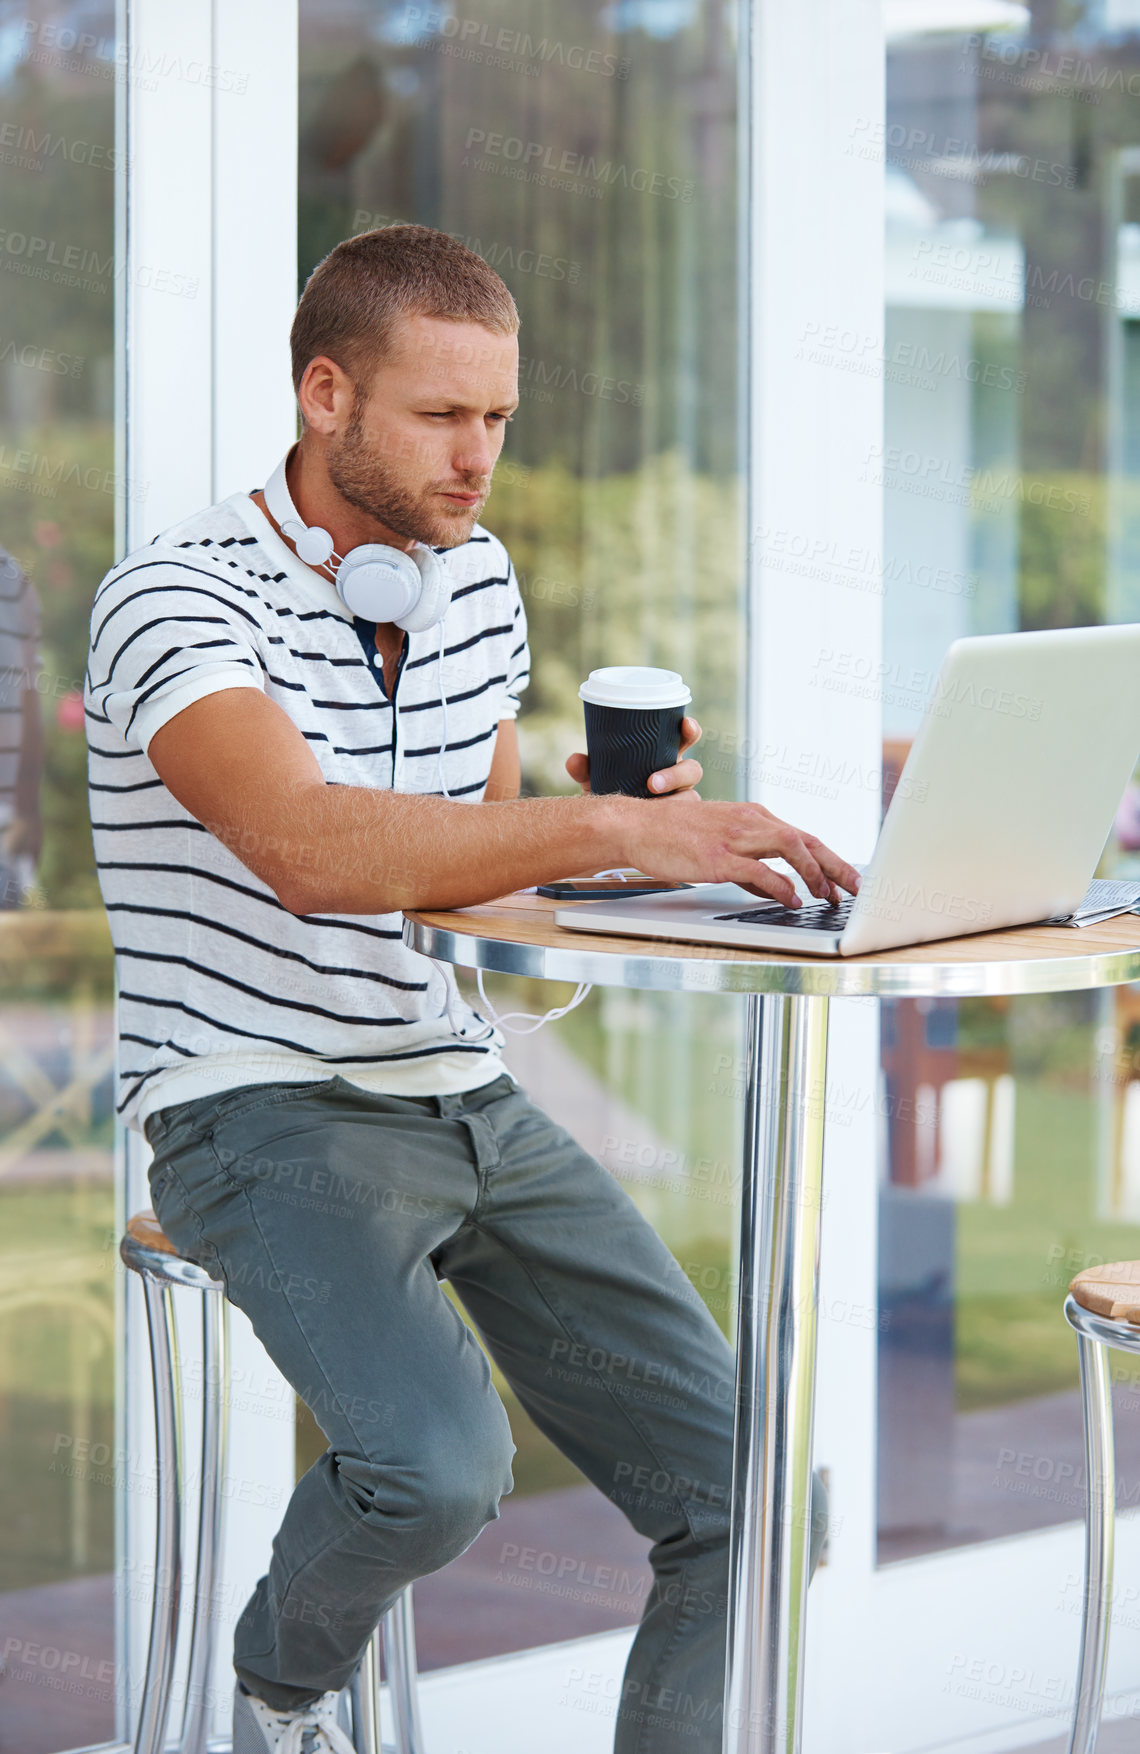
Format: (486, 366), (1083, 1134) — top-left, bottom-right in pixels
(86, 226), (859, 1754)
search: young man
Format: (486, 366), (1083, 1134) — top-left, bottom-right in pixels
(85, 226), (858, 1754)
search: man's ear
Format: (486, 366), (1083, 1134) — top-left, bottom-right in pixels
(297, 355), (355, 437)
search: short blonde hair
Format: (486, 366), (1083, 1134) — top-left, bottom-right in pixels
(290, 224), (519, 400)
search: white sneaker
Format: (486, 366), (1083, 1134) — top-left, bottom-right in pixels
(232, 1682), (358, 1754)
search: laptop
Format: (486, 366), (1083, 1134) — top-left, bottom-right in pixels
(555, 625), (1140, 958)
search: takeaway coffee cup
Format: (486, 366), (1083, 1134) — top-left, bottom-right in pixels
(578, 666), (693, 798)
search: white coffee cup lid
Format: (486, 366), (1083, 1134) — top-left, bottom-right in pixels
(579, 666), (692, 709)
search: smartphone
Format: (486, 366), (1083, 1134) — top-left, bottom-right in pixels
(536, 878), (694, 900)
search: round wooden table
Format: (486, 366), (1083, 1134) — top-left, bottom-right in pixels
(404, 893), (1140, 1754)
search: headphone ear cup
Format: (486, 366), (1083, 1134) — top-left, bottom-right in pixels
(396, 546), (452, 633)
(292, 523), (335, 568)
(334, 547), (421, 623)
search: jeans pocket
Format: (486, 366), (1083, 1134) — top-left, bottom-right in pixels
(145, 1138), (231, 1290)
(146, 1162), (201, 1264)
(204, 1081), (343, 1187)
(207, 1076), (340, 1138)
(147, 1160), (176, 1208)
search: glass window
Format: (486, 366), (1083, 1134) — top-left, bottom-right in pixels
(0, 4), (119, 1750)
(879, 8), (1140, 1566)
(297, 0), (744, 1670)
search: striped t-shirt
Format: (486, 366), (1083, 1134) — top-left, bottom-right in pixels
(84, 489), (530, 1133)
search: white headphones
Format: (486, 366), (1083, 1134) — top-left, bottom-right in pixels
(262, 448), (452, 633)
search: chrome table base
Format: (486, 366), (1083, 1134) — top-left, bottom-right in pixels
(724, 993), (830, 1754)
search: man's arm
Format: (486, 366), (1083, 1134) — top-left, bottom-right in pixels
(146, 689), (861, 915)
(484, 719), (521, 802)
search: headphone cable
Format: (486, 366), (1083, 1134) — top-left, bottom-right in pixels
(428, 625), (595, 1036)
(436, 619), (450, 801)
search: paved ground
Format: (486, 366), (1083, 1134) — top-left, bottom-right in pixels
(878, 1378), (1140, 1565)
(0, 1572), (114, 1754)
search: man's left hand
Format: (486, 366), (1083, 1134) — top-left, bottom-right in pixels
(565, 716), (703, 796)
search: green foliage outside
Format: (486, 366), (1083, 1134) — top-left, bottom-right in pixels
(480, 454), (743, 797)
(954, 1080), (1131, 1410)
(0, 421), (115, 913)
(0, 56), (116, 915)
(1018, 471), (1108, 631)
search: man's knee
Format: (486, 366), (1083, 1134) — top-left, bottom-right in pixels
(417, 1415), (516, 1555)
(333, 1401), (515, 1566)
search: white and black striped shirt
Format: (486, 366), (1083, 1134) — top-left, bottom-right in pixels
(85, 490), (530, 1133)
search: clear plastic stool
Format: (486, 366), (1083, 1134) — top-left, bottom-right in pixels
(1063, 1261), (1140, 1754)
(120, 1210), (426, 1754)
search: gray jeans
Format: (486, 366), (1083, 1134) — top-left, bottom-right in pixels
(143, 1072), (827, 1753)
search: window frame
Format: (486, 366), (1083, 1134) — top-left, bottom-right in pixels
(116, 1), (299, 1746)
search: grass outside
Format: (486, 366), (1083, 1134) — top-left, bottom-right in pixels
(0, 1179), (115, 1592)
(955, 1074), (1140, 1410)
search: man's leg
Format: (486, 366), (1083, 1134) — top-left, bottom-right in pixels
(142, 1076), (516, 1708)
(435, 1077), (827, 1754)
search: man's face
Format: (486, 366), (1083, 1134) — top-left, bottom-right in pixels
(326, 313), (519, 549)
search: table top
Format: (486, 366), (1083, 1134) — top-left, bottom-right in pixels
(403, 892), (1140, 998)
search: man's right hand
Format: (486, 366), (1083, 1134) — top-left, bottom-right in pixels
(618, 792), (861, 909)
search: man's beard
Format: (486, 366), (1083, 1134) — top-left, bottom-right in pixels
(326, 404), (490, 550)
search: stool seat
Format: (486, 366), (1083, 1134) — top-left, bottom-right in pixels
(127, 1208), (181, 1256)
(120, 1208), (218, 1293)
(1071, 1261), (1140, 1324)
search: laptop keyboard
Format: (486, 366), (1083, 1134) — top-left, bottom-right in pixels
(713, 898), (857, 931)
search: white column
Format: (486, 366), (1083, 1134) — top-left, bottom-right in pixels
(742, 3), (884, 1749)
(117, 1), (299, 1744)
(212, 0), (300, 498)
(745, 0), (884, 850)
(121, 0), (214, 551)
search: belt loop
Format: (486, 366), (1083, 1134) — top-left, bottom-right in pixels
(460, 1113), (499, 1174)
(435, 1091), (499, 1172)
